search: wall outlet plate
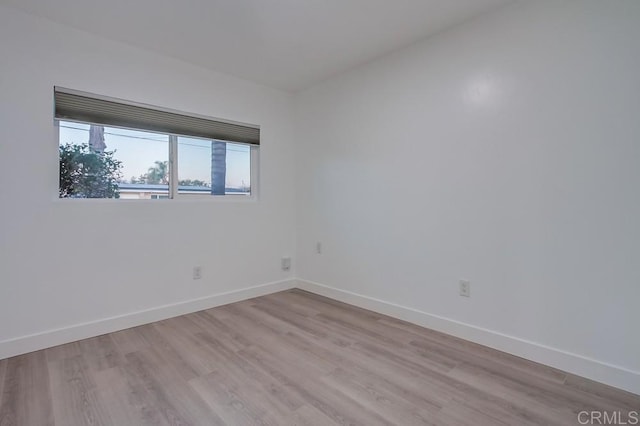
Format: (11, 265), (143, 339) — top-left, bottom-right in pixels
(193, 266), (202, 280)
(281, 257), (291, 271)
(459, 280), (470, 297)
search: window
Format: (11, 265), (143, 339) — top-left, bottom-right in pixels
(177, 136), (251, 196)
(55, 87), (259, 199)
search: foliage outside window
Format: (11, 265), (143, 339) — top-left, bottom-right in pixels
(59, 142), (122, 198)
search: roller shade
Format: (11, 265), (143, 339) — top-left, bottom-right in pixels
(54, 87), (260, 145)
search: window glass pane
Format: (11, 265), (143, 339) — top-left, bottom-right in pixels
(58, 120), (169, 199)
(177, 137), (251, 196)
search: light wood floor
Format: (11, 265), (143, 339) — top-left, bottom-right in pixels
(0, 289), (637, 425)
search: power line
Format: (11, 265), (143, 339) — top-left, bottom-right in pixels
(59, 124), (251, 152)
(60, 125), (167, 142)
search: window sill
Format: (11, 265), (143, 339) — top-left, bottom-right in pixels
(53, 195), (258, 204)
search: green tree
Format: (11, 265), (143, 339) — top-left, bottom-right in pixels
(178, 179), (209, 187)
(145, 160), (169, 184)
(59, 143), (122, 198)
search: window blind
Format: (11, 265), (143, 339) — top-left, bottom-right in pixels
(54, 87), (260, 145)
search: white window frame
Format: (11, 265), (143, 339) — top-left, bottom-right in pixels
(170, 134), (259, 201)
(55, 119), (259, 202)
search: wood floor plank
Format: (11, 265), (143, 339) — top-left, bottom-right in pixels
(76, 334), (124, 372)
(249, 295), (388, 351)
(435, 399), (511, 426)
(44, 340), (83, 364)
(448, 362), (594, 425)
(409, 336), (562, 387)
(212, 305), (336, 377)
(236, 301), (331, 342)
(285, 404), (339, 426)
(185, 310), (253, 351)
(133, 323), (200, 382)
(189, 370), (282, 426)
(151, 319), (219, 376)
(48, 354), (111, 426)
(0, 359), (6, 403)
(338, 340), (458, 407)
(93, 366), (171, 426)
(563, 373), (640, 409)
(125, 348), (225, 425)
(455, 359), (636, 415)
(321, 368), (438, 426)
(224, 303), (341, 370)
(383, 316), (567, 383)
(0, 289), (636, 425)
(259, 291), (324, 317)
(194, 331), (307, 413)
(237, 345), (396, 426)
(288, 289), (384, 321)
(0, 352), (53, 426)
(109, 326), (150, 355)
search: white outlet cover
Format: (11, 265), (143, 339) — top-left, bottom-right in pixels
(281, 257), (291, 271)
(459, 280), (470, 297)
(193, 266), (202, 280)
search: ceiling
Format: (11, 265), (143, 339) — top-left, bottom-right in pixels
(1, 0), (512, 91)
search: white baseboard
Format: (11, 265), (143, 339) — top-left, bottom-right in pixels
(296, 279), (640, 396)
(0, 279), (296, 360)
(3, 277), (637, 395)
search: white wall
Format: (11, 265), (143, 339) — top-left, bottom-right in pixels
(0, 5), (296, 356)
(295, 0), (640, 393)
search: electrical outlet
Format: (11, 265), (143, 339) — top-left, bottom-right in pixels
(316, 242), (322, 254)
(281, 257), (291, 271)
(459, 280), (470, 297)
(193, 266), (202, 280)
